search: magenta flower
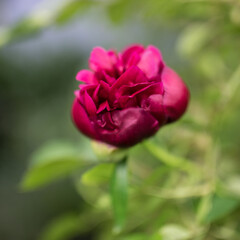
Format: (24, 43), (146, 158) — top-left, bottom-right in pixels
(72, 44), (189, 147)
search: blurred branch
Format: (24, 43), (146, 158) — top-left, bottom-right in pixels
(142, 184), (213, 199)
(143, 140), (198, 174)
(0, 0), (98, 48)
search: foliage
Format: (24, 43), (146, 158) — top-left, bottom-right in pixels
(3, 0), (239, 239)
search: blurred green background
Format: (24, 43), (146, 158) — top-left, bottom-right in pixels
(1, 0), (240, 240)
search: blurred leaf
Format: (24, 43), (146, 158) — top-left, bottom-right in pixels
(0, 0), (94, 47)
(0, 10), (54, 47)
(197, 51), (228, 80)
(204, 195), (240, 224)
(21, 140), (95, 191)
(39, 213), (81, 240)
(230, 6), (240, 26)
(56, 0), (94, 24)
(40, 210), (108, 240)
(107, 0), (131, 24)
(224, 64), (240, 104)
(81, 163), (114, 186)
(29, 141), (84, 166)
(75, 178), (111, 209)
(196, 194), (212, 224)
(158, 224), (192, 240)
(111, 157), (128, 233)
(143, 141), (195, 173)
(119, 233), (148, 240)
(224, 175), (240, 197)
(177, 23), (211, 57)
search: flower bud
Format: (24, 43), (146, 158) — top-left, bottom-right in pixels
(72, 44), (190, 147)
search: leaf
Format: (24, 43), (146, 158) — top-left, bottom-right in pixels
(56, 0), (94, 24)
(143, 141), (195, 173)
(110, 157), (128, 233)
(39, 213), (81, 240)
(39, 209), (110, 240)
(204, 195), (240, 224)
(21, 140), (95, 191)
(119, 234), (148, 240)
(224, 175), (240, 197)
(197, 51), (227, 80)
(0, 10), (53, 47)
(177, 23), (211, 57)
(0, 0), (94, 47)
(107, 0), (130, 24)
(196, 194), (212, 224)
(158, 224), (192, 240)
(81, 163), (114, 186)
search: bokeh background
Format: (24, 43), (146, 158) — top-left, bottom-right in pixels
(1, 0), (240, 240)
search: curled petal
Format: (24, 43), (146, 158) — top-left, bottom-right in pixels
(76, 70), (96, 84)
(81, 90), (97, 116)
(110, 66), (147, 103)
(94, 108), (159, 147)
(141, 94), (166, 125)
(93, 81), (110, 104)
(89, 47), (118, 72)
(162, 66), (190, 122)
(137, 45), (164, 78)
(96, 101), (111, 114)
(111, 66), (147, 90)
(121, 44), (145, 65)
(72, 98), (97, 139)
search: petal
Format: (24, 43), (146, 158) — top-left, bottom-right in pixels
(74, 90), (80, 97)
(82, 90), (97, 116)
(137, 45), (164, 78)
(110, 66), (147, 103)
(111, 66), (147, 90)
(94, 108), (159, 147)
(102, 71), (116, 85)
(126, 52), (142, 68)
(141, 94), (167, 125)
(96, 101), (111, 114)
(117, 82), (163, 108)
(121, 44), (145, 65)
(89, 47), (118, 72)
(161, 66), (190, 122)
(71, 98), (97, 139)
(129, 82), (162, 98)
(76, 70), (96, 84)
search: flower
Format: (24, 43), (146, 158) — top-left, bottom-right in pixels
(72, 44), (189, 147)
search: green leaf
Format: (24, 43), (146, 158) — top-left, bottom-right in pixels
(56, 0), (94, 24)
(39, 213), (81, 240)
(177, 23), (211, 57)
(119, 233), (148, 240)
(158, 224), (192, 240)
(110, 157), (128, 233)
(196, 194), (212, 224)
(0, 10), (53, 47)
(224, 175), (240, 197)
(107, 0), (130, 24)
(204, 195), (240, 224)
(81, 163), (114, 186)
(21, 140), (94, 191)
(0, 0), (94, 47)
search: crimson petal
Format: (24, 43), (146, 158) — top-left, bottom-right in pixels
(94, 108), (159, 147)
(161, 66), (190, 122)
(72, 98), (97, 139)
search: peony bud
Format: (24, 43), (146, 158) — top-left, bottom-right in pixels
(72, 44), (190, 147)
